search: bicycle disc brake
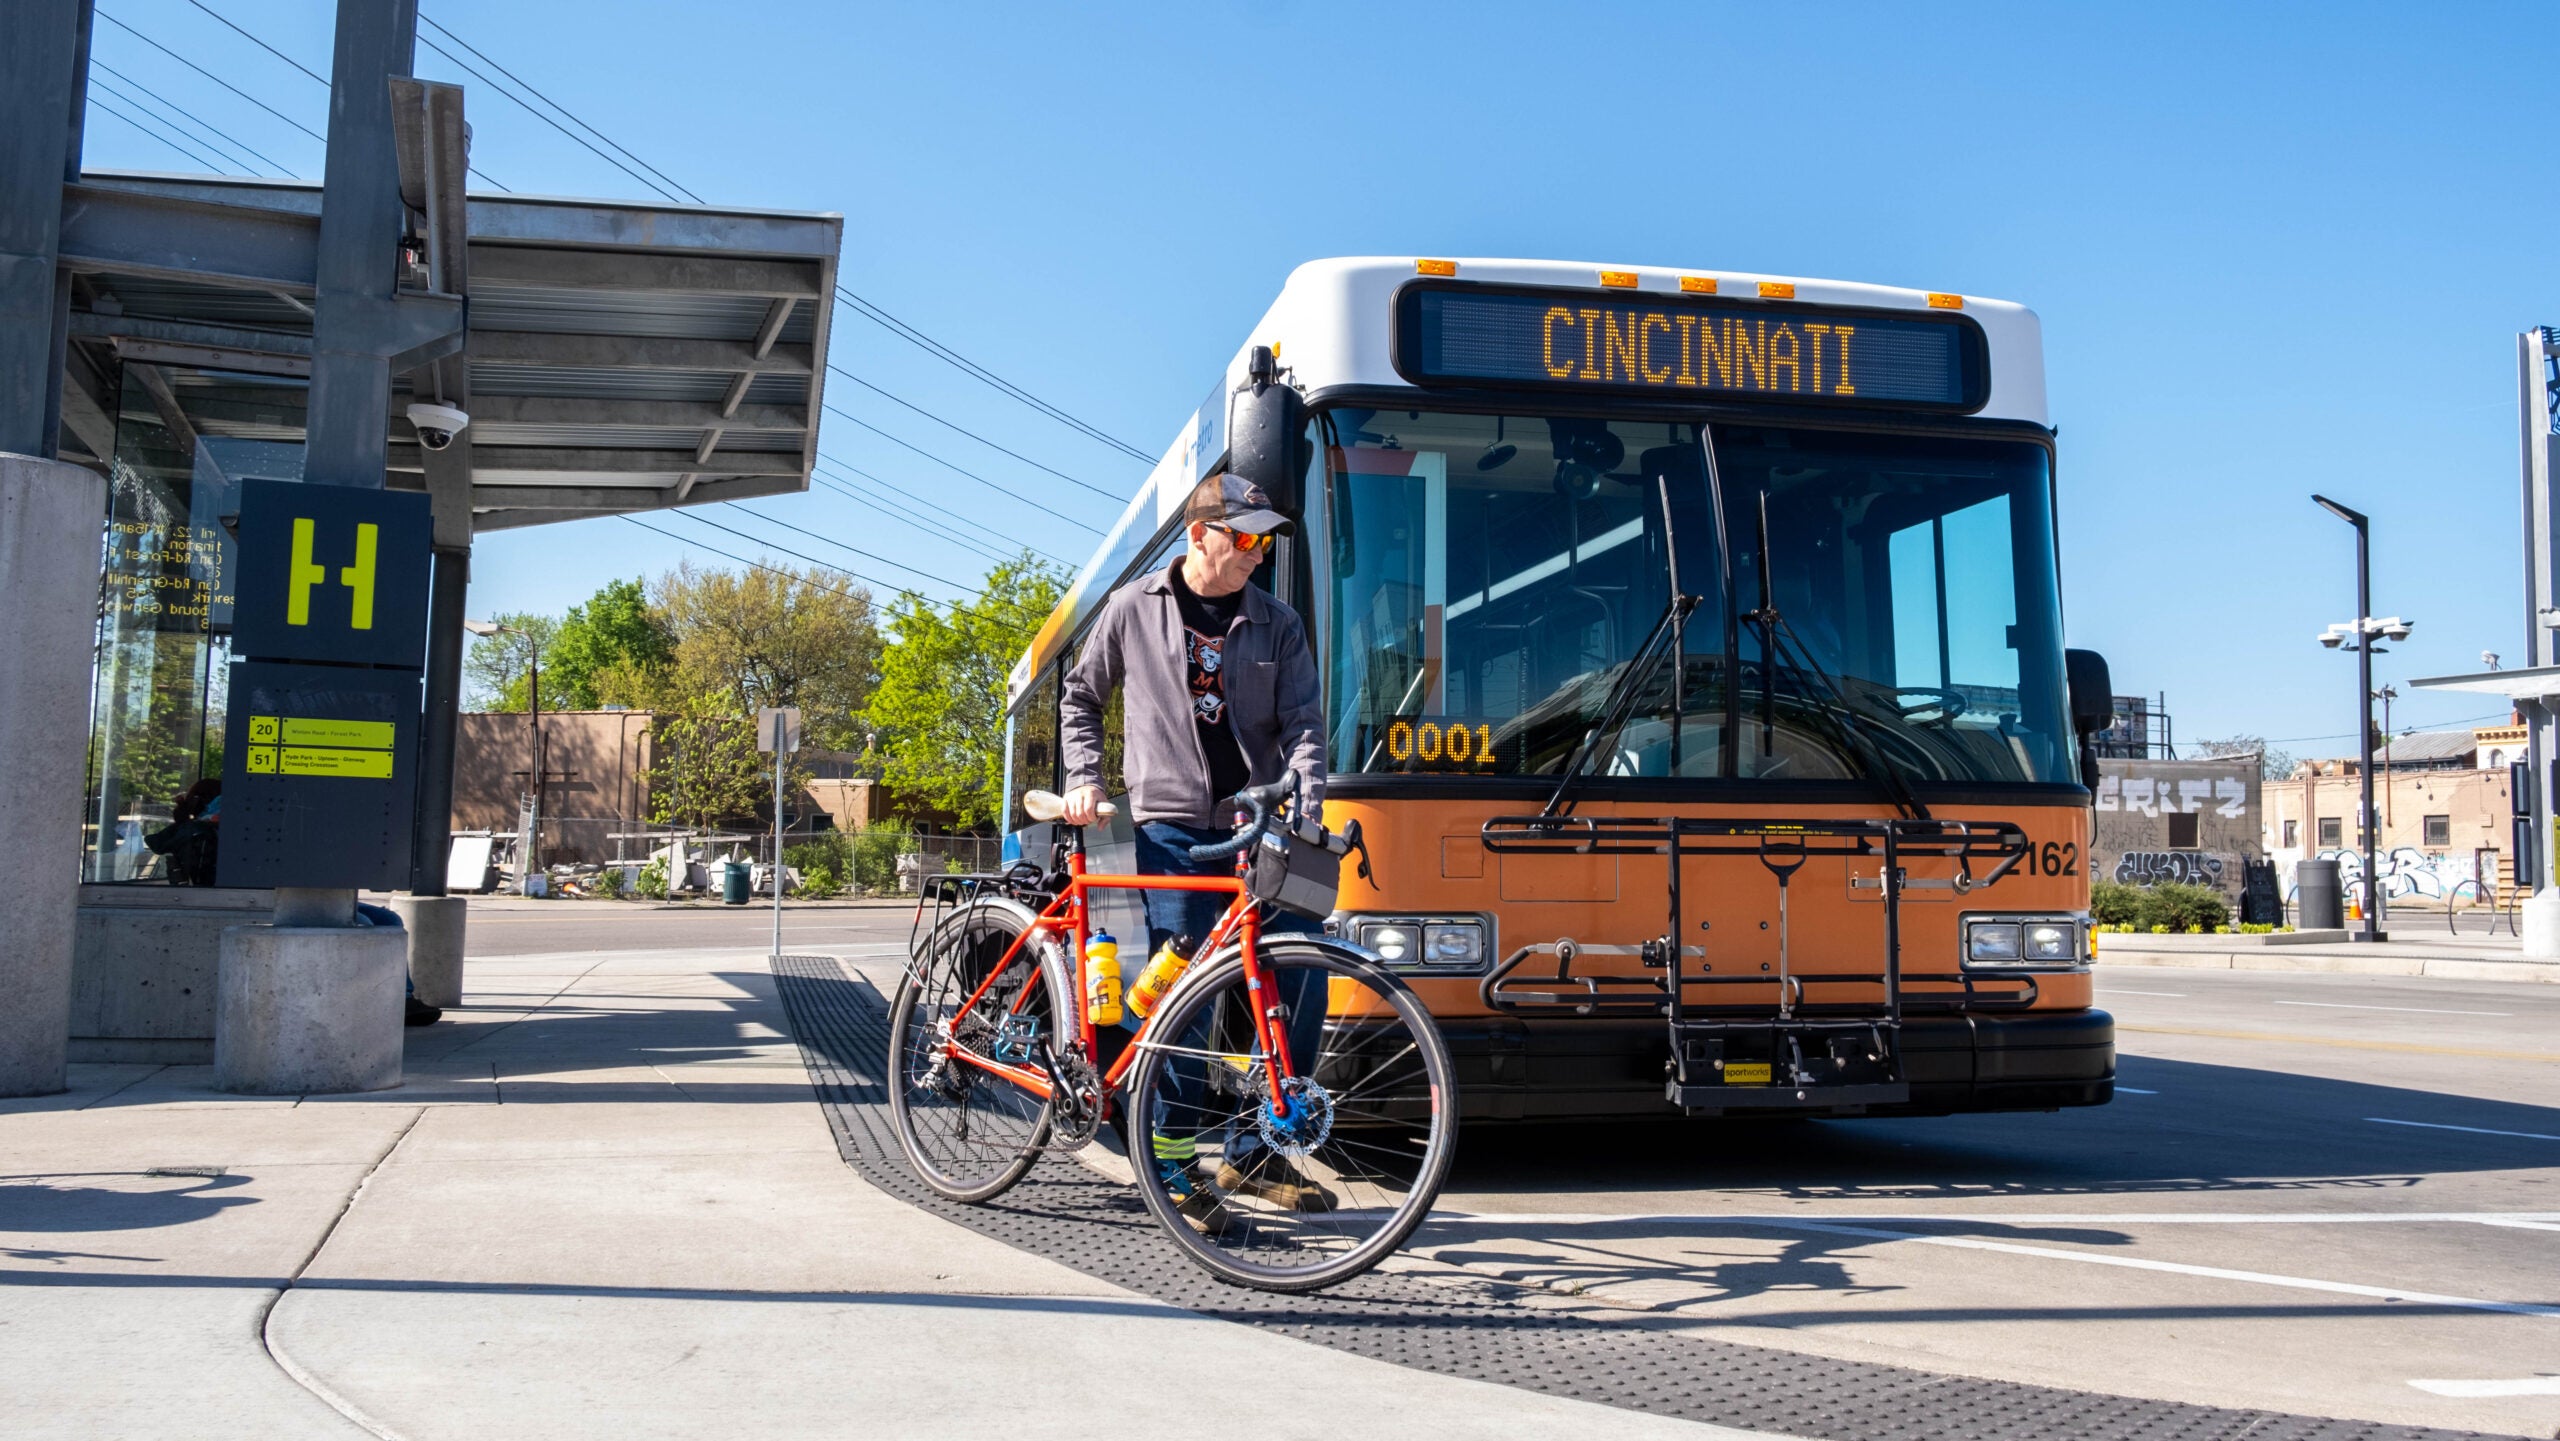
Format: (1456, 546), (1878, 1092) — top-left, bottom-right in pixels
(1254, 1075), (1335, 1158)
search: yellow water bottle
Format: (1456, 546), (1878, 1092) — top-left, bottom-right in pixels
(1083, 930), (1123, 1027)
(1125, 933), (1196, 1020)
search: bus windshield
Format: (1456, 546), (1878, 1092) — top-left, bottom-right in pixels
(1321, 408), (2072, 787)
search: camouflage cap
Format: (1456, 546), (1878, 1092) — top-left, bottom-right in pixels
(1183, 472), (1293, 536)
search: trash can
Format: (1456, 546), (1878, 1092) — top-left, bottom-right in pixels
(2295, 858), (2343, 930)
(722, 859), (751, 905)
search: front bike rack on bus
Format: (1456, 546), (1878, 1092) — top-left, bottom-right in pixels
(1478, 814), (2030, 1113)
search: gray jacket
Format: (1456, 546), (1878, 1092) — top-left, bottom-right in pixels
(1060, 567), (1326, 829)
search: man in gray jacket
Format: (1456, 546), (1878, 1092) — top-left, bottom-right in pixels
(1060, 471), (1332, 1225)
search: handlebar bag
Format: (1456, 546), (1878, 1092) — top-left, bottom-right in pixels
(1247, 817), (1344, 919)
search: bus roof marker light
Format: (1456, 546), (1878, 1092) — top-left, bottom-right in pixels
(1599, 269), (1638, 289)
(1758, 281), (1795, 300)
(1416, 259), (1457, 276)
(1680, 276), (1717, 294)
(1928, 292), (1965, 310)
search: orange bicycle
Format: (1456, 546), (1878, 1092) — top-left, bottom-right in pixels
(886, 779), (1456, 1291)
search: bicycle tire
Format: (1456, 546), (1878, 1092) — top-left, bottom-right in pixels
(1124, 938), (1457, 1292)
(886, 896), (1066, 1204)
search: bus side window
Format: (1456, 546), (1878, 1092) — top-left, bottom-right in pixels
(1008, 669), (1061, 830)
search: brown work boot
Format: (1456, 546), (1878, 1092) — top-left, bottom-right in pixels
(1174, 1183), (1238, 1235)
(1216, 1152), (1337, 1212)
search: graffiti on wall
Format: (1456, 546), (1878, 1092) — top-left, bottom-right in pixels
(2095, 775), (2248, 817)
(2302, 847), (2480, 901)
(2115, 851), (2229, 888)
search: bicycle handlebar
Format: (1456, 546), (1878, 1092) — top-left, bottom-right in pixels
(1186, 776), (1295, 864)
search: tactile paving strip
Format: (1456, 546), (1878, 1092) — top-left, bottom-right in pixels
(772, 953), (2499, 1441)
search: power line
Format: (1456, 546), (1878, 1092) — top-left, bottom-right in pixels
(712, 502), (1030, 604)
(808, 471), (1027, 569)
(417, 13), (704, 204)
(90, 60), (294, 176)
(628, 513), (1048, 633)
(84, 93), (234, 173)
(832, 286), (1153, 464)
(184, 0), (329, 88)
(414, 32), (675, 202)
(419, 15), (1150, 479)
(824, 401), (1105, 535)
(829, 363), (1127, 501)
(813, 457), (1071, 565)
(94, 9), (329, 145)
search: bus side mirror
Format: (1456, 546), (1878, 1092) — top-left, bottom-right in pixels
(1227, 352), (1307, 518)
(2065, 648), (2114, 793)
(2065, 649), (2115, 736)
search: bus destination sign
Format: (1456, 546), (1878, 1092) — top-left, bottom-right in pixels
(1398, 284), (1984, 410)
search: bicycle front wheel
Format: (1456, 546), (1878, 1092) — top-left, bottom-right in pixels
(1124, 938), (1456, 1291)
(886, 896), (1062, 1203)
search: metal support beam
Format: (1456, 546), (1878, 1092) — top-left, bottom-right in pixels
(128, 363), (199, 456)
(57, 341), (118, 466)
(461, 395), (806, 432)
(58, 182), (319, 293)
(304, 0), (419, 489)
(417, 446), (807, 477)
(466, 332), (813, 373)
(467, 246), (821, 296)
(71, 312), (315, 360)
(1, 0), (89, 458)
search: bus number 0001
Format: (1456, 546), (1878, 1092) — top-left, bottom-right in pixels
(1386, 719), (1496, 769)
(2021, 841), (2080, 877)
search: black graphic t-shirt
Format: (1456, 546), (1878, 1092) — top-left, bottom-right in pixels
(1166, 564), (1250, 804)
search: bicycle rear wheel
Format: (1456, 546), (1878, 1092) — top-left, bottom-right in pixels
(886, 896), (1063, 1203)
(1124, 938), (1456, 1291)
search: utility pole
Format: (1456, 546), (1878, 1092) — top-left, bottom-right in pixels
(2313, 495), (2412, 942)
(757, 706), (801, 962)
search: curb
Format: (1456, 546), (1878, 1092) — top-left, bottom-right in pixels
(2099, 950), (2559, 984)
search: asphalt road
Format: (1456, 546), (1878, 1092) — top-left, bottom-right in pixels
(460, 898), (2560, 1438)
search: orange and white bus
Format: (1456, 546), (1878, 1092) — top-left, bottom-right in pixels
(1001, 257), (2117, 1120)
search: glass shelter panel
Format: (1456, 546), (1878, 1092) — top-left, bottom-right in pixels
(83, 366), (307, 883)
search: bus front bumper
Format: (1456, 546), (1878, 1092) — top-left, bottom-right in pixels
(1411, 1008), (2115, 1121)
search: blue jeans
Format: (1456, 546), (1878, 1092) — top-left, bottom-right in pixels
(1125, 820), (1325, 1170)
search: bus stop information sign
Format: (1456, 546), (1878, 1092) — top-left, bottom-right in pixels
(219, 481), (431, 889)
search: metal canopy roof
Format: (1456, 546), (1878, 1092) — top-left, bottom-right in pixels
(57, 169), (840, 534)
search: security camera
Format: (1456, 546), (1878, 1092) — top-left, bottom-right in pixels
(406, 401), (470, 451)
(2318, 630), (2344, 649)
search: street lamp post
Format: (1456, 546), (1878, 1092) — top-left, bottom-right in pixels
(2312, 495), (2412, 943)
(466, 620), (545, 894)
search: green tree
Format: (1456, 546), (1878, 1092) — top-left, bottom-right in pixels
(866, 553), (1065, 830)
(653, 559), (881, 747)
(643, 692), (774, 833)
(464, 612), (559, 711)
(545, 578), (676, 710)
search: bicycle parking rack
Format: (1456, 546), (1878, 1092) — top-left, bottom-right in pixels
(1479, 814), (2033, 1113)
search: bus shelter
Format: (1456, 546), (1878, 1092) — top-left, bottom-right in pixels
(0, 0), (841, 1092)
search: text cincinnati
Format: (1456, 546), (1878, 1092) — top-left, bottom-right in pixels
(1541, 305), (1859, 395)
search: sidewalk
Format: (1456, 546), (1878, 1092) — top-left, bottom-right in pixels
(0, 946), (1755, 1440)
(2096, 925), (2556, 983)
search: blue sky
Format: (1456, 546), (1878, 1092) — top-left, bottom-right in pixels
(79, 1), (2559, 754)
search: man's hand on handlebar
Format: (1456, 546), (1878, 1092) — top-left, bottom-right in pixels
(1061, 784), (1107, 827)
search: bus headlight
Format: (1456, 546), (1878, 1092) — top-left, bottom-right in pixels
(1342, 915), (1492, 972)
(1962, 914), (2086, 971)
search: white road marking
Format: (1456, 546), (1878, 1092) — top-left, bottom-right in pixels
(2101, 989), (2188, 997)
(2409, 1377), (2560, 1397)
(1431, 1210), (2560, 1228)
(2116, 1086), (2160, 1094)
(1746, 1219), (2560, 1320)
(2275, 1001), (2510, 1016)
(2478, 1219), (2560, 1233)
(2368, 1117), (2560, 1142)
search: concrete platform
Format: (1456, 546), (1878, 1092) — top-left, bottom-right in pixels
(0, 945), (1767, 1440)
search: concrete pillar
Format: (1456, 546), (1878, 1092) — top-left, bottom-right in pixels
(2523, 889), (2560, 961)
(387, 894), (466, 1007)
(0, 453), (107, 1097)
(215, 923), (406, 1094)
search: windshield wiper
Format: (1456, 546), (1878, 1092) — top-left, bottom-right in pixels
(1743, 490), (1930, 821)
(1538, 592), (1698, 820)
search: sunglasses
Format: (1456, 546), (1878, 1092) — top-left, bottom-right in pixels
(1207, 523), (1275, 553)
